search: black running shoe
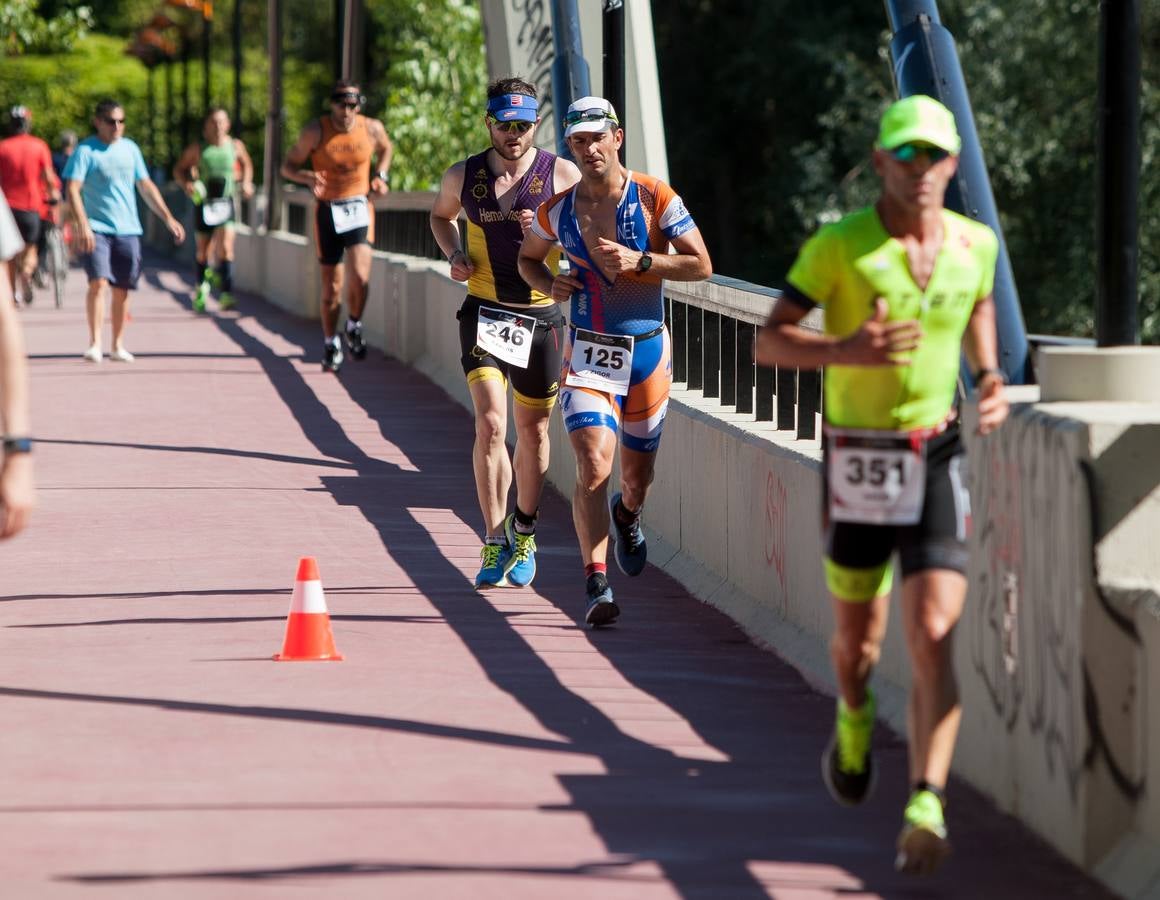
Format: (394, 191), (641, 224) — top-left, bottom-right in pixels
(609, 492), (647, 576)
(346, 321), (367, 360)
(321, 338), (345, 373)
(584, 572), (620, 628)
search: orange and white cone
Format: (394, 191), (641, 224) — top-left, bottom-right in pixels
(273, 557), (344, 661)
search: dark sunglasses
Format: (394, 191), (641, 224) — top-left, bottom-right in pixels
(487, 117), (533, 134)
(103, 116), (126, 125)
(333, 101), (360, 110)
(888, 143), (951, 164)
(562, 107), (617, 127)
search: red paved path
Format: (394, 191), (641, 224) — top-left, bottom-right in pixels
(0, 259), (1114, 898)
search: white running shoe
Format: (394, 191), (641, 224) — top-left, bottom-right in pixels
(82, 346), (102, 363)
(109, 347), (135, 363)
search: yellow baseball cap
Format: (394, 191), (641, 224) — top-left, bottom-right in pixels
(877, 95), (961, 155)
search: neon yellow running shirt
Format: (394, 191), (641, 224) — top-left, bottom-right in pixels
(785, 206), (998, 430)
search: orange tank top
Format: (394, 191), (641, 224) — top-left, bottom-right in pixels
(310, 115), (372, 201)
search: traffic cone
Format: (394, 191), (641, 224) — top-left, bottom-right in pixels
(273, 557), (344, 661)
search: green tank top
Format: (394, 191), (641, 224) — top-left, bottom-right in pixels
(786, 206), (999, 431)
(199, 140), (236, 198)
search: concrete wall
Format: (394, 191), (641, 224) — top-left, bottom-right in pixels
(224, 227), (1160, 898)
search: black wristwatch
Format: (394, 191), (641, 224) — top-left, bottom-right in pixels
(973, 367), (1008, 385)
(2, 436), (32, 454)
(636, 251), (653, 273)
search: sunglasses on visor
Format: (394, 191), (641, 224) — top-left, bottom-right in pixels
(562, 107), (618, 127)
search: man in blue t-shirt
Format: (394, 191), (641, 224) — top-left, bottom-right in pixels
(63, 98), (184, 363)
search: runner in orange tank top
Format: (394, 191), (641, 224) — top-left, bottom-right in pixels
(281, 80), (393, 373)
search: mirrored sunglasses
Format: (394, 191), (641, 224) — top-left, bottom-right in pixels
(888, 143), (951, 164)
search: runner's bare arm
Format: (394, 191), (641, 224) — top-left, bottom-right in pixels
(518, 231), (582, 303)
(173, 143), (201, 195)
(234, 139), (256, 198)
(367, 118), (393, 196)
(429, 163), (473, 281)
(594, 226), (712, 281)
(962, 294), (1008, 434)
(756, 296), (922, 369)
(280, 121), (324, 192)
(0, 267), (34, 539)
(553, 157), (581, 192)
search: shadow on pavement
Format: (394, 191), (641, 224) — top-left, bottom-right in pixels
(34, 266), (1114, 899)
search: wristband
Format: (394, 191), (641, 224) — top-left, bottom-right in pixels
(375, 170), (389, 183)
(2, 436), (32, 454)
(448, 249), (466, 264)
(973, 367), (1007, 385)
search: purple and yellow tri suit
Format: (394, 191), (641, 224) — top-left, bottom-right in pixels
(530, 171), (696, 452)
(457, 148), (564, 409)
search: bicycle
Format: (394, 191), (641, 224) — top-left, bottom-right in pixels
(42, 218), (68, 309)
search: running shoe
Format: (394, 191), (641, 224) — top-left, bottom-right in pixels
(346, 321), (367, 360)
(895, 788), (950, 875)
(584, 572), (620, 627)
(475, 541), (512, 588)
(502, 514), (537, 587)
(608, 492), (647, 576)
(321, 337), (345, 374)
(821, 689), (876, 806)
(82, 345), (102, 363)
(109, 347), (135, 363)
(193, 280), (210, 313)
(218, 291), (236, 311)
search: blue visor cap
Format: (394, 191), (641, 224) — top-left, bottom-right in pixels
(486, 93), (539, 123)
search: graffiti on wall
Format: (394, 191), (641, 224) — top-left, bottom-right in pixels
(969, 412), (1143, 805)
(511, 0), (556, 143)
(764, 470), (788, 603)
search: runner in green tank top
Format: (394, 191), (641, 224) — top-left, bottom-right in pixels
(174, 107), (255, 313)
(757, 96), (1010, 876)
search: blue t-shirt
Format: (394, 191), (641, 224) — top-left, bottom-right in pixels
(63, 137), (149, 236)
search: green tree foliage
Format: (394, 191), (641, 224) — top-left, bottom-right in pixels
(367, 0), (487, 191)
(0, 33), (145, 147)
(654, 0), (1159, 341)
(0, 0), (94, 54)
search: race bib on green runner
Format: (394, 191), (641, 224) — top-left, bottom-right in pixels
(827, 427), (927, 525)
(202, 198), (233, 227)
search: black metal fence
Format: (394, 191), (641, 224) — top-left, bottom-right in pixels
(269, 189), (824, 441)
(278, 190), (445, 261)
(665, 280), (822, 441)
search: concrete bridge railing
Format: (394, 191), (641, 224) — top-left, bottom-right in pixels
(146, 191), (1160, 898)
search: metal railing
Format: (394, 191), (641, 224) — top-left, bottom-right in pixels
(666, 278), (822, 441)
(249, 186), (825, 440)
(274, 188), (447, 261)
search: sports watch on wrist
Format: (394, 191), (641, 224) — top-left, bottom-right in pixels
(2, 436), (32, 454)
(973, 367), (1008, 385)
(636, 251), (653, 274)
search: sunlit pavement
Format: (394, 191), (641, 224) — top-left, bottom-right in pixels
(0, 257), (1115, 899)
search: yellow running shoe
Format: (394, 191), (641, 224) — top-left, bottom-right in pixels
(895, 788), (950, 875)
